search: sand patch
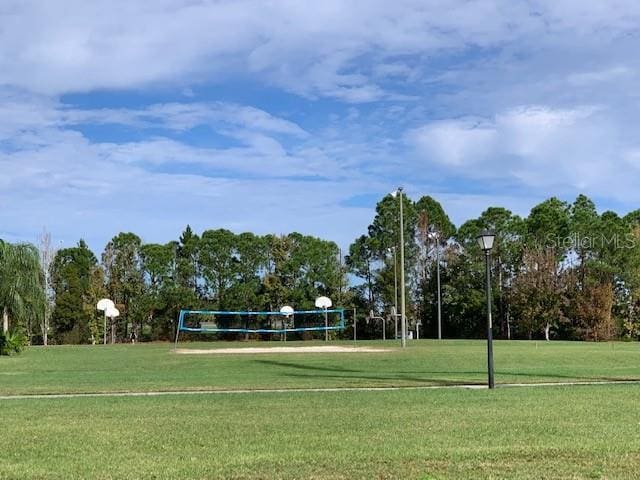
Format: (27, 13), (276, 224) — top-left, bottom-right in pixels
(174, 345), (390, 355)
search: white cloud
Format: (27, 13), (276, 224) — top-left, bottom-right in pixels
(0, 92), (395, 249)
(567, 66), (631, 86)
(496, 106), (600, 159)
(0, 124), (380, 250)
(60, 102), (308, 137)
(7, 1), (638, 101)
(407, 119), (498, 167)
(409, 104), (640, 201)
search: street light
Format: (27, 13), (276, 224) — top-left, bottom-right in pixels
(477, 230), (496, 389)
(391, 187), (407, 348)
(429, 231), (442, 340)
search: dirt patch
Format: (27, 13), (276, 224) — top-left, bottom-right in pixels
(174, 345), (390, 355)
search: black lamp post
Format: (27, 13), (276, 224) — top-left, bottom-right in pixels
(477, 230), (496, 389)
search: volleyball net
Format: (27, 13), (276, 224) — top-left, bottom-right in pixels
(177, 308), (346, 334)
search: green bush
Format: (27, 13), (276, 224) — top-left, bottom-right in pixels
(0, 330), (27, 355)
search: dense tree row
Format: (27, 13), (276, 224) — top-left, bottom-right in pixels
(348, 194), (640, 341)
(41, 228), (345, 343)
(1, 194), (640, 345)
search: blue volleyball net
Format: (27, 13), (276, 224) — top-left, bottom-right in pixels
(177, 308), (346, 334)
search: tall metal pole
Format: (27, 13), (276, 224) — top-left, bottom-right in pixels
(382, 316), (386, 341)
(399, 187), (407, 348)
(393, 246), (398, 340)
(436, 238), (442, 340)
(324, 308), (328, 342)
(103, 311), (107, 345)
(485, 251), (495, 389)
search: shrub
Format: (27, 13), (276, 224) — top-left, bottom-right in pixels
(0, 330), (27, 355)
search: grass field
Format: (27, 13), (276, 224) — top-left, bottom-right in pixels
(2, 340), (640, 395)
(2, 340), (640, 479)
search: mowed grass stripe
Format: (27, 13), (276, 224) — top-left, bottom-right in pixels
(4, 378), (640, 400)
(2, 385), (640, 479)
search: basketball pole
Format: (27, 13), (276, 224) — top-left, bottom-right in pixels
(324, 308), (328, 342)
(103, 310), (107, 345)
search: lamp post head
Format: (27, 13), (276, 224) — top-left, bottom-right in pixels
(390, 187), (403, 198)
(476, 230), (496, 252)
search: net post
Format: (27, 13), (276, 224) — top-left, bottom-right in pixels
(174, 310), (184, 352)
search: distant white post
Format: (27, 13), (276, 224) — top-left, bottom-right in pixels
(315, 296), (332, 342)
(97, 299), (115, 345)
(280, 305), (294, 342)
(368, 310), (386, 341)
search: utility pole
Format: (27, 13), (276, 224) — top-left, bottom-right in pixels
(398, 187), (407, 348)
(436, 234), (442, 340)
(393, 246), (398, 340)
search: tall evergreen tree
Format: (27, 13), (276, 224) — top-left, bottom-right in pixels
(102, 233), (143, 342)
(50, 240), (98, 343)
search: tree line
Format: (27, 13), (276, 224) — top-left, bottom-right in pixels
(348, 193), (640, 341)
(1, 193), (640, 345)
(14, 228), (346, 344)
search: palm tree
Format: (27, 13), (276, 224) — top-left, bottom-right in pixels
(0, 240), (45, 334)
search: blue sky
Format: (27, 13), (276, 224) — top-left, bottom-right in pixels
(2, 1), (640, 252)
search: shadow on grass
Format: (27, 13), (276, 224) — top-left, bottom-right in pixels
(254, 359), (639, 385)
(254, 359), (474, 385)
(254, 359), (363, 373)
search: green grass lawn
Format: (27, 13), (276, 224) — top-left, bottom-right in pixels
(3, 385), (640, 479)
(2, 340), (640, 479)
(1, 340), (640, 395)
